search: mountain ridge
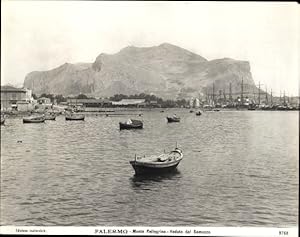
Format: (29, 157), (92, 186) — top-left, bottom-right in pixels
(24, 43), (256, 99)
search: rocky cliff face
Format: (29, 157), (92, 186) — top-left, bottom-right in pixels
(24, 43), (256, 99)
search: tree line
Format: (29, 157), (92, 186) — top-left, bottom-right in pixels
(33, 93), (188, 107)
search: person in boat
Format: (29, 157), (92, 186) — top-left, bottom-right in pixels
(126, 119), (132, 125)
(173, 114), (177, 118)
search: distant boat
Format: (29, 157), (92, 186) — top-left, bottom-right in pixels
(130, 147), (183, 175)
(166, 115), (180, 123)
(190, 110), (194, 113)
(23, 115), (45, 123)
(65, 113), (85, 121)
(195, 111), (202, 116)
(213, 109), (220, 112)
(45, 113), (56, 120)
(119, 119), (143, 130)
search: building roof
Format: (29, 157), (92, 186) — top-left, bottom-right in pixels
(112, 99), (146, 105)
(1, 85), (26, 93)
(67, 98), (111, 104)
(37, 97), (51, 100)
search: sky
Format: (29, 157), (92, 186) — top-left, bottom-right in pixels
(1, 1), (299, 96)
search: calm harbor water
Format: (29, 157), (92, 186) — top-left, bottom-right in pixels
(1, 109), (298, 227)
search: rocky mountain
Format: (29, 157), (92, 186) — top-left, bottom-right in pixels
(24, 43), (257, 99)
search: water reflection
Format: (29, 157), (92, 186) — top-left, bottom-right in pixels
(130, 169), (182, 188)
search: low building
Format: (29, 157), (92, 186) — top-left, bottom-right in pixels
(1, 85), (33, 111)
(37, 97), (51, 104)
(112, 99), (146, 107)
(17, 101), (34, 112)
(67, 98), (112, 108)
(148, 100), (161, 108)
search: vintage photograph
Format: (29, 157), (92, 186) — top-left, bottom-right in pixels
(1, 1), (299, 235)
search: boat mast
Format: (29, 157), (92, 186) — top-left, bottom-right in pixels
(265, 86), (268, 105)
(241, 78), (244, 106)
(229, 82), (232, 103)
(258, 82), (261, 105)
(212, 82), (215, 106)
(279, 90), (282, 103)
(270, 89), (273, 105)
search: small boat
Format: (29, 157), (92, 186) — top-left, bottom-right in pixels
(195, 111), (202, 116)
(166, 115), (180, 123)
(23, 115), (45, 123)
(190, 110), (194, 113)
(45, 113), (56, 120)
(65, 113), (85, 121)
(130, 147), (183, 175)
(213, 109), (220, 112)
(119, 119), (143, 130)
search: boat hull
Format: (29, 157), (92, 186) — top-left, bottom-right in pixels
(23, 118), (45, 123)
(119, 123), (143, 130)
(130, 161), (180, 175)
(65, 115), (85, 121)
(166, 117), (180, 123)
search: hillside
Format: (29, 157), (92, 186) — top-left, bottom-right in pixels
(24, 43), (256, 99)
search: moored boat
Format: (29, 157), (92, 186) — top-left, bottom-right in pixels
(166, 115), (180, 123)
(65, 113), (85, 121)
(195, 111), (202, 116)
(130, 147), (183, 175)
(119, 119), (143, 130)
(45, 113), (56, 120)
(23, 115), (45, 123)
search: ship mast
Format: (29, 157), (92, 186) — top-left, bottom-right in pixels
(229, 82), (232, 103)
(241, 78), (244, 106)
(265, 86), (268, 105)
(212, 82), (215, 106)
(258, 82), (261, 105)
(270, 89), (273, 105)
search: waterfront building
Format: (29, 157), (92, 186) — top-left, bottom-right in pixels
(112, 99), (146, 107)
(37, 97), (51, 104)
(149, 100), (161, 108)
(1, 85), (34, 111)
(67, 98), (112, 108)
